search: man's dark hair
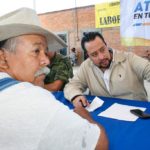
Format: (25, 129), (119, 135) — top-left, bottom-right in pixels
(81, 32), (107, 52)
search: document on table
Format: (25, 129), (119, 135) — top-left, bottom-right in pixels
(86, 97), (104, 112)
(98, 103), (146, 121)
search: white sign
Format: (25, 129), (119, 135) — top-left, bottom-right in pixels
(120, 0), (150, 46)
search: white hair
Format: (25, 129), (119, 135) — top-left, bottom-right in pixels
(1, 37), (19, 53)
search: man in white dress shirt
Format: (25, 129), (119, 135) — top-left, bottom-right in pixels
(0, 8), (108, 150)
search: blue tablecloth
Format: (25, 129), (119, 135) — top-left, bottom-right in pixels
(52, 91), (150, 150)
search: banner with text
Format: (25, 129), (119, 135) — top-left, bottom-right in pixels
(95, 1), (120, 28)
(121, 0), (150, 46)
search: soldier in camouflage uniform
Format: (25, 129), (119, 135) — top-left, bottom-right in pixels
(44, 52), (73, 91)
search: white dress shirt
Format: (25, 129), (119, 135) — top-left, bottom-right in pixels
(0, 72), (100, 150)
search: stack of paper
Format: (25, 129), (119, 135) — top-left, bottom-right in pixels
(98, 103), (146, 121)
(86, 97), (104, 112)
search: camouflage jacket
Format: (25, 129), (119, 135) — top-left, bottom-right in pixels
(44, 53), (73, 90)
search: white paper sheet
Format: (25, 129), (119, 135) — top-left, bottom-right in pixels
(86, 97), (104, 112)
(98, 103), (146, 121)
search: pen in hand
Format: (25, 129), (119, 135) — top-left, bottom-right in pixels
(72, 95), (89, 107)
(79, 99), (87, 108)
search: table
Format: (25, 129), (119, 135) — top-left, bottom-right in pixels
(52, 91), (150, 150)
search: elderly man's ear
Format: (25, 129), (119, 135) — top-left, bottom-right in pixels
(0, 50), (8, 71)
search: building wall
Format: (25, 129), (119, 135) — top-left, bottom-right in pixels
(39, 5), (150, 63)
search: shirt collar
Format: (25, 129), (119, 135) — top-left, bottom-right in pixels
(0, 72), (12, 79)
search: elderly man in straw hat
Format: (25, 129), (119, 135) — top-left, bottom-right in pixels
(0, 8), (108, 150)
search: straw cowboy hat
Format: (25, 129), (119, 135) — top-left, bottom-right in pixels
(0, 7), (67, 50)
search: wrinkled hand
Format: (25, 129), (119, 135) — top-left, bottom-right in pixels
(72, 95), (90, 107)
(33, 74), (45, 88)
(74, 106), (93, 123)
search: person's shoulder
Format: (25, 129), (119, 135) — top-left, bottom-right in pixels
(0, 77), (63, 116)
(55, 53), (70, 62)
(54, 53), (64, 60)
(1, 80), (53, 100)
(57, 54), (72, 67)
(114, 49), (149, 65)
(114, 49), (135, 57)
(51, 54), (73, 74)
(81, 58), (92, 66)
(52, 53), (68, 66)
(78, 58), (93, 72)
(115, 50), (145, 60)
(17, 82), (58, 103)
(113, 49), (131, 62)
